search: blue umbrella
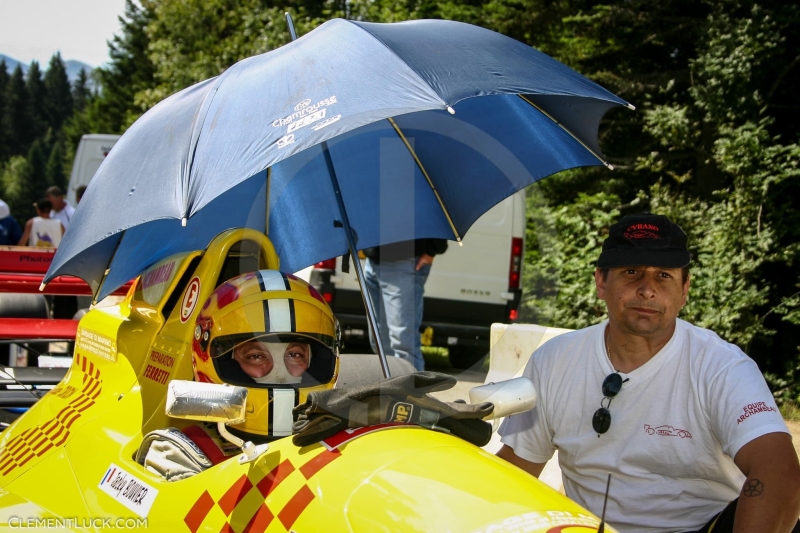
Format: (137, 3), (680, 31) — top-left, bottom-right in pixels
(45, 18), (631, 304)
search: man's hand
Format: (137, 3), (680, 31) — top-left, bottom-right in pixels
(733, 432), (800, 532)
(416, 253), (434, 271)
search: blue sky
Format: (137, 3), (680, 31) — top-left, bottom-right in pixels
(0, 0), (127, 68)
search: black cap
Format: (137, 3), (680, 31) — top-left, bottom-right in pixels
(597, 213), (691, 269)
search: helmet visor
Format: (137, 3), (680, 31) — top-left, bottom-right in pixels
(211, 333), (335, 387)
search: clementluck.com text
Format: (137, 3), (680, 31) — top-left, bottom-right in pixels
(7, 517), (147, 529)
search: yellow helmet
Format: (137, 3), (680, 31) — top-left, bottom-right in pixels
(192, 270), (340, 440)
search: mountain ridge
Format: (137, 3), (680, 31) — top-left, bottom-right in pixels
(0, 54), (94, 83)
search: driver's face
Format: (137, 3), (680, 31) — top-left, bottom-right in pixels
(284, 342), (310, 376)
(233, 340), (274, 378)
(232, 340), (310, 379)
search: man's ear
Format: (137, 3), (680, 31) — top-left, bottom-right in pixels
(594, 269), (606, 300)
(682, 272), (691, 305)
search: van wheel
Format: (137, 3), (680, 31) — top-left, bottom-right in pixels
(448, 346), (486, 370)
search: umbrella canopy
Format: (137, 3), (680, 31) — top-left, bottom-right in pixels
(46, 18), (631, 300)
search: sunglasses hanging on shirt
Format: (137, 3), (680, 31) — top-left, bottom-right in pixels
(592, 372), (629, 436)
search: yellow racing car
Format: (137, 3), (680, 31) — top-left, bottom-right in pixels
(0, 229), (610, 533)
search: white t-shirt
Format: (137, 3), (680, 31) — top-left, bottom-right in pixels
(29, 217), (62, 247)
(499, 319), (788, 533)
(50, 202), (75, 229)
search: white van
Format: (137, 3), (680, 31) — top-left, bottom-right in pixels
(66, 134), (122, 205)
(309, 190), (526, 369)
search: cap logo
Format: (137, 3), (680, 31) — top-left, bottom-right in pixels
(624, 223), (661, 239)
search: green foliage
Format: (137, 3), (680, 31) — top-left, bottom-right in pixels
(0, 156), (32, 220)
(3, 65), (34, 156)
(0, 60), (9, 162)
(72, 69), (91, 113)
(26, 140), (49, 206)
(46, 140), (67, 192)
(142, 0), (287, 110)
(26, 62), (48, 141)
(521, 189), (621, 329)
(779, 400), (800, 422)
(44, 53), (74, 132)
(92, 0), (157, 131)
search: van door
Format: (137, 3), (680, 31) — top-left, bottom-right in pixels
(67, 134), (122, 205)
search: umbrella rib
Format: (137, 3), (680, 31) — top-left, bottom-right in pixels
(386, 117), (462, 244)
(93, 229), (127, 303)
(518, 94), (614, 170)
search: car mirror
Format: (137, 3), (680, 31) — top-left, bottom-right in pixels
(468, 377), (537, 421)
(166, 380), (248, 424)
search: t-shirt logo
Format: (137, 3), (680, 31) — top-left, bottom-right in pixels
(736, 401), (776, 424)
(644, 424), (692, 438)
(35, 232), (55, 247)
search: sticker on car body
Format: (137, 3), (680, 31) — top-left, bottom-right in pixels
(180, 277), (201, 322)
(76, 327), (118, 362)
(99, 463), (159, 518)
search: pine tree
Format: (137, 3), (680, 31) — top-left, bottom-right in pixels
(2, 65), (34, 157)
(94, 0), (156, 131)
(45, 140), (67, 192)
(26, 61), (47, 140)
(44, 53), (74, 132)
(25, 139), (49, 207)
(0, 60), (10, 163)
(72, 69), (91, 112)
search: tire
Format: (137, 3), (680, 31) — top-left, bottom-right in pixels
(0, 294), (50, 367)
(448, 346), (487, 370)
(0, 294), (49, 318)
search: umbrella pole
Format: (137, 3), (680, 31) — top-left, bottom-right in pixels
(283, 12), (389, 378)
(321, 143), (392, 379)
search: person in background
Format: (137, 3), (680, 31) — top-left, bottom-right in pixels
(76, 185), (87, 204)
(45, 186), (75, 229)
(497, 213), (800, 533)
(18, 199), (64, 248)
(0, 200), (22, 246)
(363, 238), (448, 371)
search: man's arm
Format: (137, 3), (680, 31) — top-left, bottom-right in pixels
(732, 432), (800, 532)
(17, 220), (32, 246)
(497, 444), (547, 478)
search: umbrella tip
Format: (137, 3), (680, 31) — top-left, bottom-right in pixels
(181, 218), (187, 227)
(446, 106), (455, 115)
(606, 162), (615, 170)
(627, 103), (636, 111)
(38, 281), (46, 292)
(457, 238), (463, 246)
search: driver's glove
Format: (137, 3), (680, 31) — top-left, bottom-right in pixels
(292, 371), (494, 447)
